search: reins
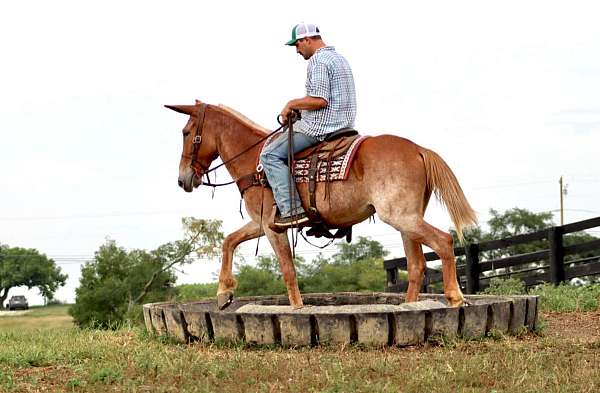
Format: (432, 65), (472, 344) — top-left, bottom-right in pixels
(286, 112), (300, 258)
(187, 105), (307, 256)
(188, 104), (288, 187)
(185, 105), (350, 255)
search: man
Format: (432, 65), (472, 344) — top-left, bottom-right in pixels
(260, 22), (357, 229)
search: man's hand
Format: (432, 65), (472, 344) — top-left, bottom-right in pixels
(280, 96), (328, 123)
(280, 103), (294, 124)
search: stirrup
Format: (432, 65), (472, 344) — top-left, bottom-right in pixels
(273, 212), (309, 227)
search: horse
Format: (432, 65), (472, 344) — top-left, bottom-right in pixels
(166, 99), (477, 309)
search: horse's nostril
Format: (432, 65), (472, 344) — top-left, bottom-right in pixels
(178, 180), (183, 187)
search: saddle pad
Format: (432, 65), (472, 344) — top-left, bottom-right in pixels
(294, 136), (369, 183)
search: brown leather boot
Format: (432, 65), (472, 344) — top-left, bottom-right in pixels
(267, 206), (309, 232)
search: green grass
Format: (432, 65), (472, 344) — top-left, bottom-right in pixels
(0, 305), (73, 332)
(0, 305), (599, 392)
(25, 304), (72, 317)
(481, 279), (600, 312)
(531, 283), (600, 312)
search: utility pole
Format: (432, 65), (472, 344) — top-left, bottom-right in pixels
(559, 176), (568, 226)
(559, 176), (564, 226)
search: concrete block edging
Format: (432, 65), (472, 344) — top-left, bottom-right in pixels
(144, 293), (538, 347)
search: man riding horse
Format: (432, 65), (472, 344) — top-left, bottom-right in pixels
(261, 22), (357, 229)
(166, 23), (477, 310)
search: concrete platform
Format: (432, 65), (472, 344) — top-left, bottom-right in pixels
(143, 292), (539, 347)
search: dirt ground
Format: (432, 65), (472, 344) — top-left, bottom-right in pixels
(543, 311), (600, 343)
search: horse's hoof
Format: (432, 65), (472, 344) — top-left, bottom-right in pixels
(217, 291), (234, 310)
(447, 298), (466, 308)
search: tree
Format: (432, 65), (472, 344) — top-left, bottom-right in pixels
(131, 218), (223, 308)
(255, 254), (310, 277)
(300, 237), (389, 292)
(330, 236), (389, 265)
(451, 208), (555, 259)
(223, 237), (390, 297)
(69, 218), (223, 328)
(69, 240), (177, 328)
(0, 244), (67, 308)
(234, 254), (306, 296)
(235, 265), (287, 296)
(177, 282), (219, 301)
(452, 208), (598, 257)
(301, 257), (387, 293)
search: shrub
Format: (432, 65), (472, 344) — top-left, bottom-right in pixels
(46, 299), (65, 306)
(176, 283), (219, 301)
(235, 266), (287, 296)
(480, 277), (526, 295)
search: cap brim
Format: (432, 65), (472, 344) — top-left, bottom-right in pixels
(285, 38), (297, 46)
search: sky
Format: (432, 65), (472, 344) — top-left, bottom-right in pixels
(1, 1), (599, 305)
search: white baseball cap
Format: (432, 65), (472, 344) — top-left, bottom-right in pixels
(285, 23), (321, 46)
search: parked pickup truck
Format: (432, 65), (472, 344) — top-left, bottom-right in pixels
(8, 295), (29, 310)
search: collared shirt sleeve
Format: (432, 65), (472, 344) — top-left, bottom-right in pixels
(306, 61), (330, 103)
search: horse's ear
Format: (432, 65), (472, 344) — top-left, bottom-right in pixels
(195, 99), (203, 105)
(164, 105), (196, 115)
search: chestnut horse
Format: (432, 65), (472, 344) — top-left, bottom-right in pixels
(166, 100), (477, 309)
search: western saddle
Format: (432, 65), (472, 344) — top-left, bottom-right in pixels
(236, 128), (361, 241)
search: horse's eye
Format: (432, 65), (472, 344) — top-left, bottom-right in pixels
(183, 131), (190, 137)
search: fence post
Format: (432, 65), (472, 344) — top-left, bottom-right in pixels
(422, 268), (430, 293)
(386, 267), (398, 291)
(548, 226), (565, 285)
(464, 243), (480, 294)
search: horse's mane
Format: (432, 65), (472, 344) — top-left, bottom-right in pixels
(216, 104), (269, 135)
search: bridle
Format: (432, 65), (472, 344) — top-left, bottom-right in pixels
(181, 103), (289, 187)
(181, 103), (210, 178)
(179, 104), (307, 254)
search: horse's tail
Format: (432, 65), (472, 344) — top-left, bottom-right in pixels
(420, 149), (477, 244)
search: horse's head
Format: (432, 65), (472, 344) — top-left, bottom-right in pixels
(165, 100), (219, 192)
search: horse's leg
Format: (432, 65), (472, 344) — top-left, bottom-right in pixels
(381, 214), (464, 307)
(401, 233), (426, 303)
(263, 227), (303, 308)
(217, 221), (262, 309)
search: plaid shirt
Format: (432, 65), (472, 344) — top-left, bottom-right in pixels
(296, 46), (356, 140)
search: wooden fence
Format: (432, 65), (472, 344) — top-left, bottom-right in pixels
(384, 216), (600, 294)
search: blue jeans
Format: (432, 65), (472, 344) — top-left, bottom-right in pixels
(260, 131), (320, 217)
